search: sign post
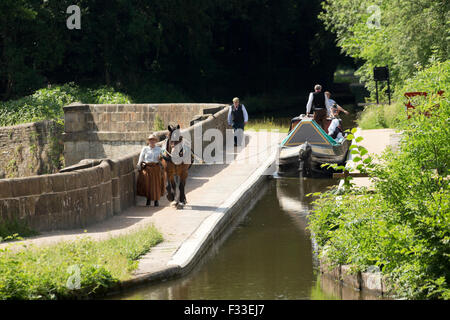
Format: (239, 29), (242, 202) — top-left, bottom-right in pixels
(373, 66), (390, 105)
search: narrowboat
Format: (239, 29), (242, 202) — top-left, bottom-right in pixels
(277, 115), (350, 177)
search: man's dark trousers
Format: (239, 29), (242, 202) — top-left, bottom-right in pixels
(232, 122), (245, 146)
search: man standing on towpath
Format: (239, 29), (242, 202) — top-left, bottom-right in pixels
(228, 97), (249, 146)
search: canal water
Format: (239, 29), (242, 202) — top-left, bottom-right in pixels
(116, 178), (382, 300)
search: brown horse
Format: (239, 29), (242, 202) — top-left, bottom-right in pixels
(161, 124), (192, 208)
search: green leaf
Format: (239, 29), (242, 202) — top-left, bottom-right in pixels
(360, 149), (368, 156)
(355, 136), (364, 143)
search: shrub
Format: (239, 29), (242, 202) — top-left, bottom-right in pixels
(0, 83), (132, 127)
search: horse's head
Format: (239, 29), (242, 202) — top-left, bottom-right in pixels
(167, 124), (182, 153)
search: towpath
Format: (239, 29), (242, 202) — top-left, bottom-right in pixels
(350, 128), (401, 188)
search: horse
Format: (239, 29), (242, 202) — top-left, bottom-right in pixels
(161, 124), (192, 209)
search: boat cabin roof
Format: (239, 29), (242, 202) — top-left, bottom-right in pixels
(281, 119), (338, 147)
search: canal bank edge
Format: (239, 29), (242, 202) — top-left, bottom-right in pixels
(100, 147), (278, 298)
(319, 259), (393, 297)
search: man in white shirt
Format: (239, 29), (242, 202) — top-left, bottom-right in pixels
(305, 84), (331, 130)
(227, 97), (249, 146)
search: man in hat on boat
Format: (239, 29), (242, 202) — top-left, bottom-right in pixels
(305, 84), (331, 131)
(136, 134), (165, 206)
(227, 97), (249, 146)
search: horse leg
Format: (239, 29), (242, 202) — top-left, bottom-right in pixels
(178, 165), (189, 206)
(165, 165), (176, 202)
(167, 176), (176, 202)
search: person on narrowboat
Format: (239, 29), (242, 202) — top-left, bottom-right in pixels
(305, 84), (331, 131)
(325, 91), (349, 116)
(137, 134), (165, 207)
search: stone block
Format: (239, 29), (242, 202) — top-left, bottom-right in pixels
(35, 195), (49, 216)
(100, 161), (111, 183)
(95, 166), (104, 184)
(109, 160), (120, 178)
(106, 200), (113, 218)
(45, 193), (63, 214)
(96, 202), (107, 222)
(50, 174), (66, 193)
(39, 175), (52, 194)
(78, 171), (90, 188)
(340, 265), (361, 290)
(112, 197), (121, 215)
(29, 214), (49, 232)
(319, 259), (341, 280)
(361, 272), (383, 293)
(63, 172), (80, 191)
(19, 196), (37, 219)
(85, 167), (99, 187)
(11, 178), (31, 197)
(0, 179), (13, 198)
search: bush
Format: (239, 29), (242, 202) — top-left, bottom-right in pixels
(0, 83), (132, 127)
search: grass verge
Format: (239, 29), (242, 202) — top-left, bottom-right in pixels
(356, 103), (405, 129)
(246, 117), (290, 133)
(0, 224), (163, 299)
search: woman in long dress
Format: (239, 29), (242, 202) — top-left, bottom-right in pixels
(136, 134), (165, 206)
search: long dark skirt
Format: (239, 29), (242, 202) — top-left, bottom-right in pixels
(137, 163), (165, 201)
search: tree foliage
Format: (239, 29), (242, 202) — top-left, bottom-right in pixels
(0, 0), (343, 101)
(319, 0), (450, 99)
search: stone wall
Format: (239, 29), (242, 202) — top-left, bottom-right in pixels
(319, 260), (392, 296)
(0, 155), (140, 232)
(63, 103), (227, 166)
(0, 106), (230, 232)
(0, 121), (64, 179)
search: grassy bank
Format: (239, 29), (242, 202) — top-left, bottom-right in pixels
(356, 103), (406, 129)
(246, 117), (290, 133)
(0, 225), (163, 299)
(308, 61), (450, 300)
